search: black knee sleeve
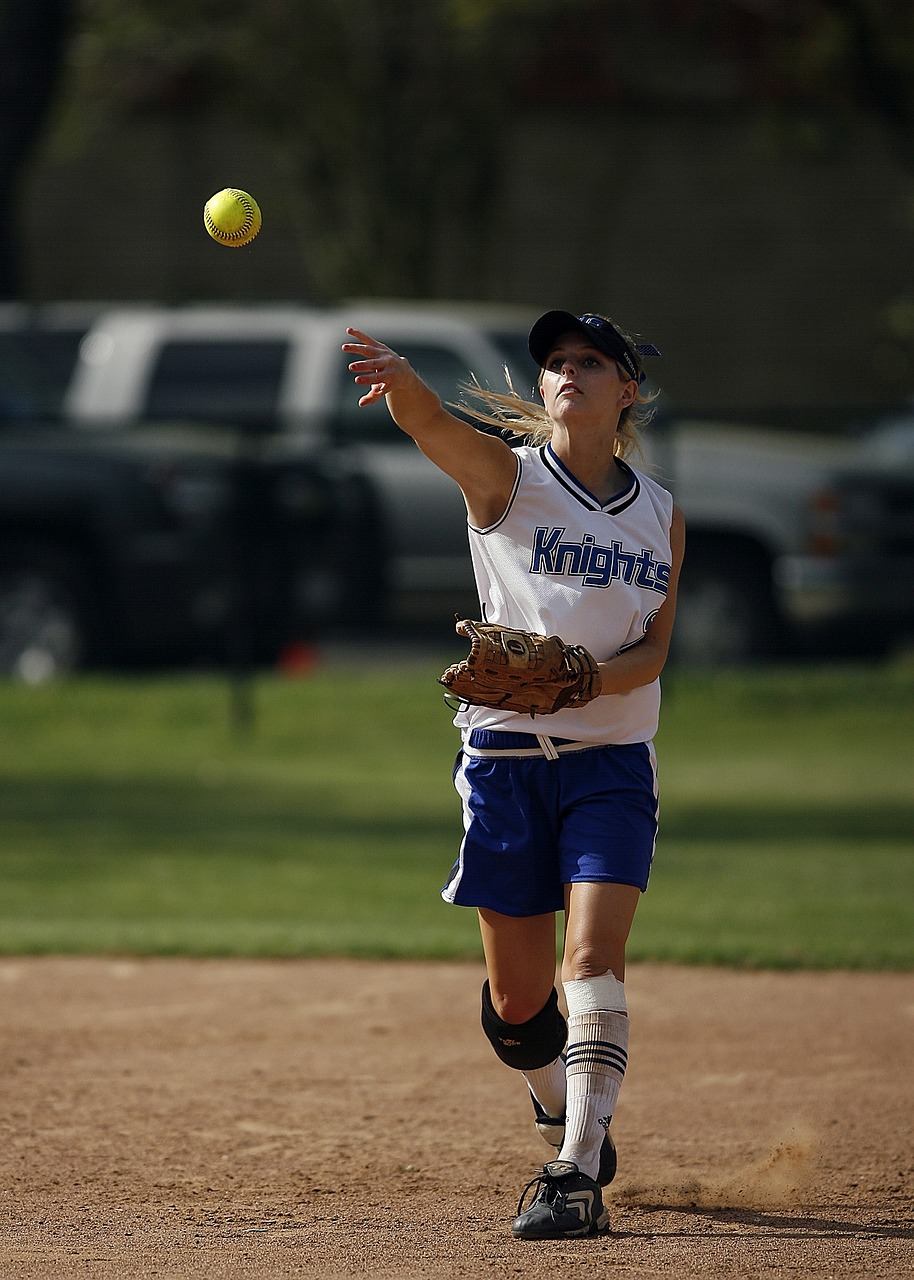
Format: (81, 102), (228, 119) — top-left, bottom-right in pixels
(480, 981), (567, 1071)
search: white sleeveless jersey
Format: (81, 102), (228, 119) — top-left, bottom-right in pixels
(455, 443), (674, 744)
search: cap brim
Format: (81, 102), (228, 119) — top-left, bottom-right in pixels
(527, 310), (586, 368)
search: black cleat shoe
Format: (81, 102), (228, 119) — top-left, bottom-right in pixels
(530, 1094), (618, 1186)
(512, 1159), (610, 1240)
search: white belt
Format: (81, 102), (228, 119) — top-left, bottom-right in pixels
(461, 734), (605, 762)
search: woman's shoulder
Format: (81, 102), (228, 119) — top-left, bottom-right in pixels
(626, 457), (671, 494)
(625, 459), (674, 521)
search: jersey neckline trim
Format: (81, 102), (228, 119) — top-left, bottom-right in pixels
(542, 444), (641, 515)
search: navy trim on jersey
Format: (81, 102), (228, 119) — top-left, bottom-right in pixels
(541, 445), (641, 515)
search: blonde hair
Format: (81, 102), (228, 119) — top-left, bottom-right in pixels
(453, 365), (659, 461)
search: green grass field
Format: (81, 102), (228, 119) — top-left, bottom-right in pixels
(0, 656), (912, 968)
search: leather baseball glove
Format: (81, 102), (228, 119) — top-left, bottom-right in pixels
(438, 618), (602, 717)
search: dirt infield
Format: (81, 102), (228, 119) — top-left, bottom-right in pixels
(1, 958), (912, 1279)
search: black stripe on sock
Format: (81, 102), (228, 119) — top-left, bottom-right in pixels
(565, 1041), (628, 1075)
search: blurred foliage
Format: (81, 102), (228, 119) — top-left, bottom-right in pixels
(56, 0), (569, 296)
(768, 1), (914, 165)
(0, 0), (73, 296)
(43, 0), (914, 298)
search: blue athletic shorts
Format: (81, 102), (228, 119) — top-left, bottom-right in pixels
(441, 730), (659, 916)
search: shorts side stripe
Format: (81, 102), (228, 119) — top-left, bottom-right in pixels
(441, 753), (472, 904)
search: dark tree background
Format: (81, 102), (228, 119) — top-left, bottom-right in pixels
(2, 1), (913, 303)
(0, 0), (73, 298)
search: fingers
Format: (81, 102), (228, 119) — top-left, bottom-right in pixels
(342, 327), (409, 404)
(357, 383), (387, 407)
(343, 327), (387, 378)
(349, 359), (393, 395)
(343, 326), (382, 348)
(342, 327), (389, 362)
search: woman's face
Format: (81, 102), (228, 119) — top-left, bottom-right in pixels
(539, 331), (636, 427)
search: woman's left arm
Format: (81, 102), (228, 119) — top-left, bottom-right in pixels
(596, 505), (686, 695)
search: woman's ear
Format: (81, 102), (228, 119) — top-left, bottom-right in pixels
(620, 380), (637, 408)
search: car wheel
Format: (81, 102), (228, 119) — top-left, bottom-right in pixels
(672, 550), (779, 667)
(0, 551), (91, 682)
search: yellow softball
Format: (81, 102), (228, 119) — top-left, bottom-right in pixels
(203, 188), (262, 247)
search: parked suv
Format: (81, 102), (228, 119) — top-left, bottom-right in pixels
(3, 299), (908, 670)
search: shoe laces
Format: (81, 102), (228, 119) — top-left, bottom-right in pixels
(516, 1167), (568, 1217)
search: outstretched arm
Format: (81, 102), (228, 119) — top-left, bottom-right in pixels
(343, 328), (519, 528)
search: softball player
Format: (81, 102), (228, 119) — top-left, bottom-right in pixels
(344, 310), (685, 1239)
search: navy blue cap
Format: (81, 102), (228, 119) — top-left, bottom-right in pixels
(528, 310), (661, 385)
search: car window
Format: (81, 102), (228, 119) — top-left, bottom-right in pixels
(866, 414), (914, 464)
(0, 327), (89, 421)
(334, 342), (483, 442)
(143, 340), (289, 424)
(483, 330), (540, 399)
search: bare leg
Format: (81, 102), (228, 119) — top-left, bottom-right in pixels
(558, 881), (642, 1180)
(561, 881), (641, 982)
(477, 907), (557, 1022)
(477, 907), (567, 1118)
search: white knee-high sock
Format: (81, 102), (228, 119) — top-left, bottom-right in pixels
(522, 1055), (566, 1120)
(558, 972), (628, 1181)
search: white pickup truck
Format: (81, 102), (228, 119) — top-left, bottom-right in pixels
(59, 301), (914, 665)
(65, 301), (539, 631)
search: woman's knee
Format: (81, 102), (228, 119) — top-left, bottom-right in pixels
(562, 881), (640, 980)
(486, 982), (554, 1025)
(477, 908), (558, 1023)
(480, 981), (567, 1069)
(562, 940), (625, 982)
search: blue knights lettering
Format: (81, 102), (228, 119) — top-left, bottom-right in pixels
(530, 526), (670, 593)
